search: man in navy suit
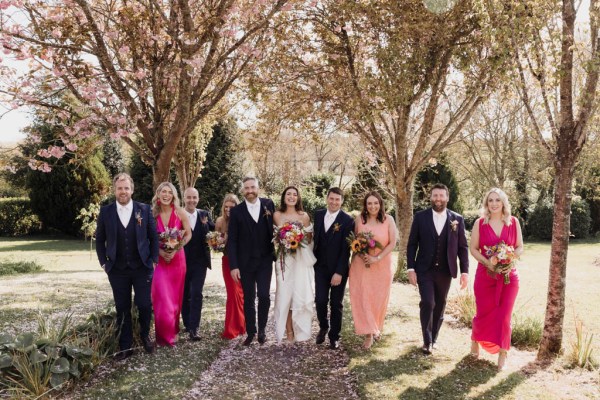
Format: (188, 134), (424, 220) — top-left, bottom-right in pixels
(96, 173), (159, 361)
(312, 187), (354, 350)
(407, 183), (469, 355)
(228, 176), (275, 346)
(182, 187), (215, 341)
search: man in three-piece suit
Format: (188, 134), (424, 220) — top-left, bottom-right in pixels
(181, 187), (215, 341)
(96, 173), (159, 361)
(312, 187), (354, 350)
(227, 176), (275, 346)
(407, 183), (469, 355)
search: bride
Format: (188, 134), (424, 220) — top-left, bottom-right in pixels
(273, 186), (317, 344)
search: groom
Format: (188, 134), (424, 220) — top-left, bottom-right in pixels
(228, 176), (275, 346)
(313, 187), (354, 350)
(96, 173), (159, 361)
(407, 183), (469, 355)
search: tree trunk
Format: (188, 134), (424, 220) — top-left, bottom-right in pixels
(153, 150), (173, 190)
(393, 182), (414, 282)
(537, 157), (575, 361)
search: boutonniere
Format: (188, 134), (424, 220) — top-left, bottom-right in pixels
(333, 222), (341, 233)
(263, 207), (272, 219)
(136, 210), (143, 226)
(450, 220), (458, 232)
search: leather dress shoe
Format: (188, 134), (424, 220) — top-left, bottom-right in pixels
(189, 330), (201, 341)
(421, 344), (432, 355)
(141, 337), (155, 354)
(329, 340), (340, 350)
(242, 334), (255, 346)
(258, 331), (267, 344)
(114, 349), (134, 361)
(316, 328), (328, 345)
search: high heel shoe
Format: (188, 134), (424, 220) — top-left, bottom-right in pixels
(497, 350), (508, 371)
(363, 334), (374, 350)
(470, 340), (479, 358)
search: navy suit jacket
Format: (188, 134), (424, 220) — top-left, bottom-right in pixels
(95, 201), (159, 273)
(183, 209), (215, 269)
(312, 209), (354, 277)
(227, 198), (275, 272)
(406, 208), (469, 278)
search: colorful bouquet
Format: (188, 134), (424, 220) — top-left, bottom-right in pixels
(206, 231), (226, 253)
(347, 231), (383, 267)
(159, 227), (185, 253)
(273, 221), (309, 279)
(483, 241), (518, 284)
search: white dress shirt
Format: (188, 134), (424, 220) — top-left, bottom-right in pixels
(324, 210), (340, 232)
(117, 200), (133, 228)
(433, 209), (447, 235)
(246, 199), (260, 223)
(185, 209), (197, 230)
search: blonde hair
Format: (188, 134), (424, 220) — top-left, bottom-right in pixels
(480, 188), (512, 226)
(151, 182), (182, 217)
(220, 193), (241, 221)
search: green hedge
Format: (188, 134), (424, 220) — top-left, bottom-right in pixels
(526, 199), (591, 240)
(0, 198), (42, 236)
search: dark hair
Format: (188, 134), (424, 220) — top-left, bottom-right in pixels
(431, 183), (449, 195)
(327, 187), (344, 199)
(279, 186), (304, 213)
(361, 191), (386, 224)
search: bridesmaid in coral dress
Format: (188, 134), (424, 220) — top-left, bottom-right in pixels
(469, 188), (523, 370)
(151, 182), (192, 347)
(349, 191), (397, 350)
(215, 194), (246, 339)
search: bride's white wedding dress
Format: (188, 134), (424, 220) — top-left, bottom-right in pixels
(273, 223), (317, 344)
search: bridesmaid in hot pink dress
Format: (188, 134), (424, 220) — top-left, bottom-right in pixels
(469, 188), (523, 370)
(151, 182), (192, 347)
(349, 191), (396, 350)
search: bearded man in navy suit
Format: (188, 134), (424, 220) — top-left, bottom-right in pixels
(227, 176), (275, 346)
(96, 173), (159, 361)
(407, 183), (469, 355)
(181, 187), (215, 341)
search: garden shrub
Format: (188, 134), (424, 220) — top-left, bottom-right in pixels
(0, 260), (43, 276)
(462, 210), (480, 232)
(527, 199), (592, 240)
(0, 198), (42, 236)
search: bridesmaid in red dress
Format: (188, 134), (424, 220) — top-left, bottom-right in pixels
(151, 182), (192, 347)
(469, 188), (523, 370)
(215, 193), (246, 339)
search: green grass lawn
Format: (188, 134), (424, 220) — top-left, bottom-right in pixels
(1, 235), (599, 399)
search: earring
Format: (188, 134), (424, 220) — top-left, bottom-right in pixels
(157, 199), (161, 206)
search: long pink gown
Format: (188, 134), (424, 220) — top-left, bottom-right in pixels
(349, 217), (393, 336)
(471, 216), (520, 353)
(152, 210), (187, 347)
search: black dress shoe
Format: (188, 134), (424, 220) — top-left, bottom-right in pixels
(316, 328), (328, 345)
(189, 331), (201, 341)
(114, 349), (134, 361)
(329, 340), (340, 350)
(141, 337), (155, 354)
(421, 344), (432, 355)
(258, 332), (267, 344)
(242, 334), (255, 346)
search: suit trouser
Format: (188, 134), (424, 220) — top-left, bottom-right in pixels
(107, 267), (153, 351)
(417, 268), (452, 346)
(182, 265), (208, 333)
(314, 268), (348, 342)
(240, 258), (273, 335)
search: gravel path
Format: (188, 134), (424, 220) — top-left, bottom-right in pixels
(183, 304), (359, 400)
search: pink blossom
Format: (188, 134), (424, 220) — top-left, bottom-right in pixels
(51, 29), (62, 39)
(40, 162), (52, 173)
(133, 69), (146, 79)
(119, 45), (130, 54)
(368, 239), (376, 248)
(65, 143), (78, 151)
(29, 134), (41, 143)
(37, 149), (51, 158)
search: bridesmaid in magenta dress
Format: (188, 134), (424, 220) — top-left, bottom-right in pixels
(469, 188), (523, 370)
(349, 191), (396, 350)
(215, 194), (246, 339)
(151, 182), (192, 347)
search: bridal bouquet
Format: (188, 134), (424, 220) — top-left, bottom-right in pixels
(347, 231), (383, 267)
(483, 241), (517, 284)
(159, 227), (185, 253)
(206, 231), (226, 253)
(273, 221), (308, 279)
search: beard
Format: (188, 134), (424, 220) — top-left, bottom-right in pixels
(431, 201), (447, 212)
